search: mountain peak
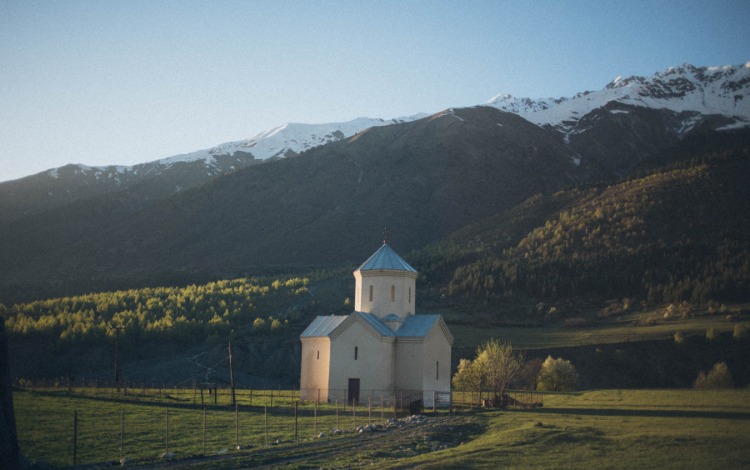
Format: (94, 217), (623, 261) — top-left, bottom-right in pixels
(488, 63), (750, 132)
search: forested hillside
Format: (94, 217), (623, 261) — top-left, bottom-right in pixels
(415, 130), (750, 314)
(1, 274), (350, 383)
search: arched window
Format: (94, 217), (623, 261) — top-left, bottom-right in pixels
(436, 361), (439, 380)
(317, 350), (320, 360)
(408, 287), (411, 303)
(369, 285), (373, 302)
(354, 346), (358, 360)
(391, 285), (395, 302)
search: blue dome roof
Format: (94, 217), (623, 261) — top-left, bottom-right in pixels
(356, 243), (417, 273)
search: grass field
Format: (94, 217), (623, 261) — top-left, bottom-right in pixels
(449, 311), (749, 349)
(14, 388), (750, 468)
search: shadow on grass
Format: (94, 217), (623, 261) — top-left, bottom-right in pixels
(530, 407), (750, 420)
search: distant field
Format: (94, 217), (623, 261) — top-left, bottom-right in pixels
(14, 388), (750, 468)
(449, 309), (749, 349)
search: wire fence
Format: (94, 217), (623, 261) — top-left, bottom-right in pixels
(14, 383), (544, 467)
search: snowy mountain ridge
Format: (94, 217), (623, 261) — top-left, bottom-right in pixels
(487, 62), (750, 134)
(45, 116), (425, 182)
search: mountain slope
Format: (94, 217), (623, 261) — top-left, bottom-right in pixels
(0, 107), (578, 302)
(416, 129), (750, 311)
(0, 116), (421, 224)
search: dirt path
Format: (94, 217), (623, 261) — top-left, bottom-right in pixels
(125, 414), (485, 469)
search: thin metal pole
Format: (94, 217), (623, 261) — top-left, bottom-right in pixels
(120, 410), (124, 461)
(202, 409), (207, 454)
(235, 403), (239, 449)
(294, 401), (298, 441)
(335, 400), (339, 429)
(73, 411), (78, 467)
(314, 401), (318, 436)
(368, 397), (372, 425)
(352, 398), (356, 429)
(228, 339), (236, 407)
(264, 406), (268, 446)
(165, 409), (169, 453)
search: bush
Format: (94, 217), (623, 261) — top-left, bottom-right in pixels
(733, 323), (747, 340)
(694, 362), (733, 389)
(705, 327), (718, 341)
(537, 356), (578, 391)
(673, 331), (684, 344)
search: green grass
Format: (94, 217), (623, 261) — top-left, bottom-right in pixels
(14, 389), (391, 467)
(450, 311), (749, 349)
(15, 388), (750, 468)
(385, 389), (750, 469)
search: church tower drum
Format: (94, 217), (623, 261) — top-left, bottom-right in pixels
(353, 242), (417, 322)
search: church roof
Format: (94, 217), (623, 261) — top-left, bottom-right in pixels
(356, 243), (417, 273)
(300, 315), (347, 337)
(397, 314), (441, 337)
(301, 311), (452, 343)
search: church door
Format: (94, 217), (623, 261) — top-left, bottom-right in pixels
(348, 378), (360, 405)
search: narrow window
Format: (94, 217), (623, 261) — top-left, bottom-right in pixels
(408, 287), (411, 303)
(354, 346), (358, 360)
(391, 285), (395, 302)
(436, 361), (439, 380)
(317, 350), (320, 360)
(369, 285), (373, 302)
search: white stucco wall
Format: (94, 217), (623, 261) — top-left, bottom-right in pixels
(354, 270), (416, 320)
(328, 319), (395, 403)
(420, 323), (453, 406)
(300, 338), (331, 402)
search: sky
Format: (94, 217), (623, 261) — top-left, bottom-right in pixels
(1, 0), (748, 183)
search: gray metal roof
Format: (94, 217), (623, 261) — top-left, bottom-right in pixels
(352, 311), (395, 337)
(356, 243), (417, 273)
(396, 314), (440, 337)
(301, 311), (446, 339)
(300, 315), (347, 337)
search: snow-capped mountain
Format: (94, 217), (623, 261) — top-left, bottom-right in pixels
(488, 62), (750, 134)
(164, 116), (424, 165)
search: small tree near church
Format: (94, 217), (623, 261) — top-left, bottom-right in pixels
(452, 339), (524, 407)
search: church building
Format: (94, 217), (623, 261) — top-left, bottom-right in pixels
(300, 242), (453, 407)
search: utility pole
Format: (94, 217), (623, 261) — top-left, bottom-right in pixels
(113, 325), (124, 393)
(228, 335), (236, 407)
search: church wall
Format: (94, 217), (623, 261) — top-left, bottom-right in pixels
(420, 324), (453, 406)
(394, 339), (424, 394)
(300, 338), (331, 402)
(354, 270), (416, 319)
(328, 320), (395, 403)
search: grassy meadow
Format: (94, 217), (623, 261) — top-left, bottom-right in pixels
(14, 388), (750, 468)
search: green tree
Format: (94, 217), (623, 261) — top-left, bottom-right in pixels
(452, 339), (524, 406)
(536, 356), (579, 391)
(694, 362), (733, 389)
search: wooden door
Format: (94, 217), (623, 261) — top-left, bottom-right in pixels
(347, 378), (360, 404)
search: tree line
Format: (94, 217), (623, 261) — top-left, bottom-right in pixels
(1, 276), (311, 348)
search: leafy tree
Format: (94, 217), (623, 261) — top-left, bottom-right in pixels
(452, 339), (524, 406)
(694, 362), (733, 389)
(536, 356), (579, 391)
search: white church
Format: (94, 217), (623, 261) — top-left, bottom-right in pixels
(300, 242), (453, 408)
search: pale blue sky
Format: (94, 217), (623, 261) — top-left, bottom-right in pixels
(1, 0), (748, 182)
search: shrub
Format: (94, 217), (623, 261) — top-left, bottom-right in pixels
(694, 362), (733, 389)
(537, 356), (578, 391)
(733, 324), (747, 340)
(705, 327), (718, 341)
(673, 331), (684, 344)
